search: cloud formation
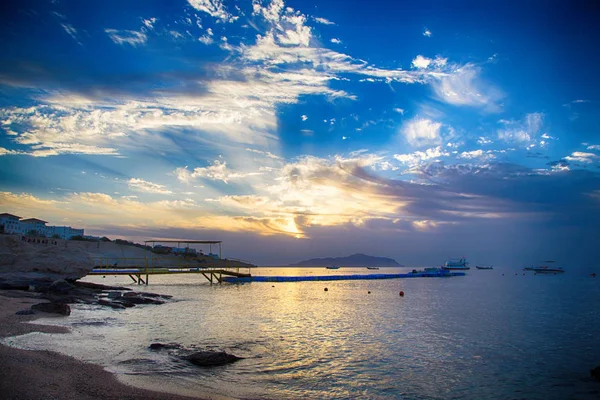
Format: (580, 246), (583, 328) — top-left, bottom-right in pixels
(105, 29), (148, 46)
(401, 118), (443, 147)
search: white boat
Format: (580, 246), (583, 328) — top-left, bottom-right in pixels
(476, 265), (493, 270)
(524, 261), (564, 273)
(442, 257), (470, 270)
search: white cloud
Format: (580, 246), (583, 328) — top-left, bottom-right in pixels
(314, 17), (335, 25)
(563, 99), (590, 107)
(199, 35), (214, 44)
(412, 55), (432, 69)
(330, 38), (341, 44)
(430, 64), (503, 111)
(411, 55), (447, 70)
(394, 146), (448, 166)
(301, 114), (308, 121)
(477, 137), (493, 145)
(198, 27), (214, 44)
(0, 147), (24, 156)
(175, 160), (263, 184)
(565, 152), (598, 163)
(497, 112), (544, 144)
(128, 178), (173, 195)
(245, 147), (281, 159)
(541, 133), (555, 140)
(61, 23), (82, 45)
(587, 145), (600, 150)
(142, 18), (158, 30)
(423, 29), (432, 37)
(458, 149), (488, 159)
(401, 118), (443, 147)
(393, 108), (405, 115)
(169, 30), (185, 40)
(187, 0), (236, 23)
(105, 29), (147, 46)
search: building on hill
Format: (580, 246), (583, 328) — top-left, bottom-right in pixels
(0, 213), (23, 234)
(20, 218), (49, 236)
(0, 212), (84, 239)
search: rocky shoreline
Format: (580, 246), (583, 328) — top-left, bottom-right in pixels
(0, 293), (208, 400)
(0, 235), (234, 399)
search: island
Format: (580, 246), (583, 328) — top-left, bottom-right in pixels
(291, 253), (403, 267)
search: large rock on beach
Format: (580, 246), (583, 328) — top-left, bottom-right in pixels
(183, 351), (244, 367)
(31, 302), (71, 316)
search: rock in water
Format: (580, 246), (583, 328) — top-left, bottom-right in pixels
(183, 351), (244, 367)
(149, 343), (181, 351)
(31, 302), (71, 316)
(591, 366), (600, 381)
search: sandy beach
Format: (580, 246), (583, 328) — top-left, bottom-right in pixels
(0, 293), (205, 400)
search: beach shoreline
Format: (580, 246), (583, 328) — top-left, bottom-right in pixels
(0, 293), (207, 400)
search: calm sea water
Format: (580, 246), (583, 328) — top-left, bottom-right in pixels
(4, 267), (600, 399)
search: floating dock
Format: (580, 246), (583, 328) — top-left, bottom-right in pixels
(222, 270), (465, 283)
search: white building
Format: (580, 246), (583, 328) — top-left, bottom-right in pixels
(20, 218), (49, 236)
(0, 212), (85, 239)
(0, 213), (23, 234)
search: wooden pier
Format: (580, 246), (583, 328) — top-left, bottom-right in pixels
(90, 238), (253, 285)
(88, 265), (252, 285)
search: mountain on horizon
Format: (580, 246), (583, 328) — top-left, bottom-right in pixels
(291, 253), (402, 267)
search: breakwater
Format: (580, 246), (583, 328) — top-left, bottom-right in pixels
(223, 270), (465, 283)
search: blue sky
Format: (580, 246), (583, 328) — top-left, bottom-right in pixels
(1, 0), (599, 267)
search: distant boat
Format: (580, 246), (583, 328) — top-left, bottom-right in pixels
(441, 257), (470, 270)
(366, 267), (379, 270)
(524, 261), (565, 273)
(424, 267), (440, 272)
(476, 265), (493, 270)
(326, 265), (340, 270)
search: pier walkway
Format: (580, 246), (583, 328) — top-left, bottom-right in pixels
(223, 270), (465, 283)
(89, 257), (252, 285)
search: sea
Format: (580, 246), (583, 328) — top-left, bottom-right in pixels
(3, 267), (600, 400)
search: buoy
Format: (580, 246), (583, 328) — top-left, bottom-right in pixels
(368, 291), (371, 294)
(399, 291), (404, 297)
(324, 288), (328, 292)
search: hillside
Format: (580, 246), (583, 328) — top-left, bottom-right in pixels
(291, 253), (402, 267)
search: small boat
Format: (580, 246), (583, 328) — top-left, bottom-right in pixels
(476, 265), (493, 270)
(366, 267), (379, 270)
(441, 257), (470, 270)
(326, 265), (340, 270)
(524, 261), (565, 273)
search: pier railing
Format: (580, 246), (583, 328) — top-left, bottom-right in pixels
(90, 256), (252, 285)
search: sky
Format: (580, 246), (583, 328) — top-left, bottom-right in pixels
(0, 0), (599, 267)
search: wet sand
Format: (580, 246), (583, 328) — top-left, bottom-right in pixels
(0, 293), (206, 400)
